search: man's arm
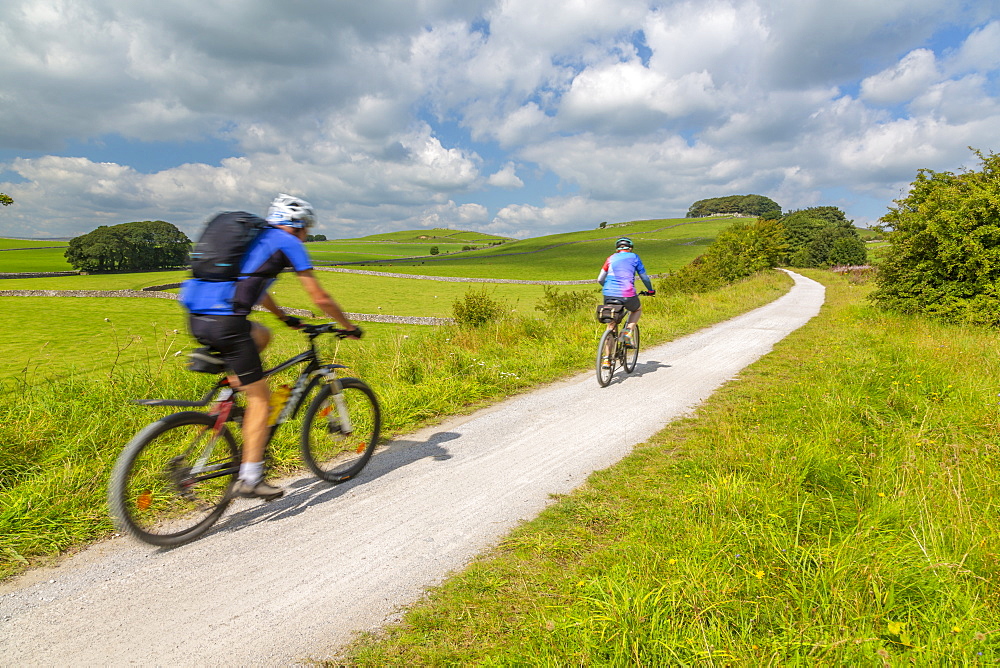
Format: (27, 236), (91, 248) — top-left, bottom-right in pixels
(597, 258), (610, 285)
(295, 269), (359, 331)
(259, 292), (288, 320)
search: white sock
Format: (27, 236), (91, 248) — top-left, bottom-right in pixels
(239, 461), (264, 484)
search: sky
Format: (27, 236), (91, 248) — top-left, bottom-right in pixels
(1, 0), (999, 241)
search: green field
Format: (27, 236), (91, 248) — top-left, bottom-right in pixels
(308, 242), (473, 263)
(269, 271), (589, 318)
(0, 270), (188, 291)
(331, 217), (737, 280)
(0, 248), (73, 272)
(0, 238), (69, 250)
(0, 271), (605, 381)
(0, 216), (735, 379)
(335, 228), (511, 244)
(0, 295), (425, 383)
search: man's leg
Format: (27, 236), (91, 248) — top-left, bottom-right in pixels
(225, 320), (282, 500)
(249, 321), (271, 352)
(623, 307), (641, 345)
(233, 377), (283, 499)
(239, 378), (270, 467)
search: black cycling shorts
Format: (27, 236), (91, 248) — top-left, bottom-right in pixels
(604, 295), (641, 313)
(188, 314), (263, 385)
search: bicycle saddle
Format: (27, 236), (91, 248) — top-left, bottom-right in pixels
(187, 347), (226, 374)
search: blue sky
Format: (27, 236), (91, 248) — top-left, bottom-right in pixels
(1, 0), (998, 240)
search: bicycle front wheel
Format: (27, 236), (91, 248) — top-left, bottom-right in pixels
(301, 378), (381, 482)
(596, 329), (617, 387)
(623, 323), (640, 373)
(108, 412), (239, 547)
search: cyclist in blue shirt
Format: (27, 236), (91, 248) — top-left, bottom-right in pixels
(597, 237), (654, 360)
(180, 194), (361, 500)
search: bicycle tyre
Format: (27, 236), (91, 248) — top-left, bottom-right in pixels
(596, 329), (617, 387)
(623, 323), (640, 373)
(108, 411), (239, 547)
(300, 378), (381, 482)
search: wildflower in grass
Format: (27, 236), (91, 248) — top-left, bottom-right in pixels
(952, 626), (962, 633)
(755, 570), (764, 579)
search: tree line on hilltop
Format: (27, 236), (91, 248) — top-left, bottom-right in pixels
(684, 192), (868, 270)
(678, 148), (1000, 328)
(687, 194), (783, 220)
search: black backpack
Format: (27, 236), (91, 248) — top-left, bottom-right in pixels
(189, 211), (267, 281)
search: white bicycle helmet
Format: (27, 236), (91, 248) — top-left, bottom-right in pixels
(266, 193), (316, 228)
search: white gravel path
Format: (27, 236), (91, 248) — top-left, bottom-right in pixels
(0, 270), (824, 666)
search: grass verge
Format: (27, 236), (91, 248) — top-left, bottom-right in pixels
(0, 271), (791, 581)
(342, 269), (1000, 665)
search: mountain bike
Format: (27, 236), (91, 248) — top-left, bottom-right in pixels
(108, 323), (381, 547)
(595, 291), (653, 387)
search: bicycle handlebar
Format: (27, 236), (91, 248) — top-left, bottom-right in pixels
(638, 290), (655, 296)
(301, 323), (362, 339)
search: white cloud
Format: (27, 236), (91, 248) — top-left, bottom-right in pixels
(947, 20), (1000, 74)
(1, 0), (998, 241)
(418, 201), (490, 229)
(860, 49), (940, 106)
(487, 163), (524, 188)
(559, 62), (720, 133)
(643, 1), (768, 82)
(910, 74), (1000, 124)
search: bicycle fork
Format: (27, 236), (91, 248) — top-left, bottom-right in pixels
(313, 367), (354, 435)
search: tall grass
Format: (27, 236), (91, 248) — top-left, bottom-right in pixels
(344, 270), (1000, 665)
(0, 271), (791, 580)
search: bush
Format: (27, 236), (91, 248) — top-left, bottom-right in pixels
(452, 289), (509, 327)
(871, 149), (1000, 324)
(657, 257), (727, 295)
(658, 218), (786, 295)
(701, 218), (787, 282)
(779, 207), (867, 268)
(534, 286), (596, 316)
(430, 246), (440, 255)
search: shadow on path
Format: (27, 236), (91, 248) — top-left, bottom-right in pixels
(599, 359), (671, 387)
(180, 431), (462, 545)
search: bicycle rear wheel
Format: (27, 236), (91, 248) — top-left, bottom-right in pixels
(108, 412), (239, 547)
(623, 323), (640, 373)
(596, 329), (617, 387)
(301, 378), (381, 482)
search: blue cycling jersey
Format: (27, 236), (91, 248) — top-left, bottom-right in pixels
(180, 225), (313, 316)
(598, 250), (651, 298)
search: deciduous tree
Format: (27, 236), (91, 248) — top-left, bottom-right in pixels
(872, 149), (1000, 324)
(66, 220), (191, 272)
(686, 194), (782, 219)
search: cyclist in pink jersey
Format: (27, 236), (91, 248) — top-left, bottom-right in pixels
(597, 237), (654, 350)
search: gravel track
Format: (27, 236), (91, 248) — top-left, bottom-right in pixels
(0, 270), (824, 665)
